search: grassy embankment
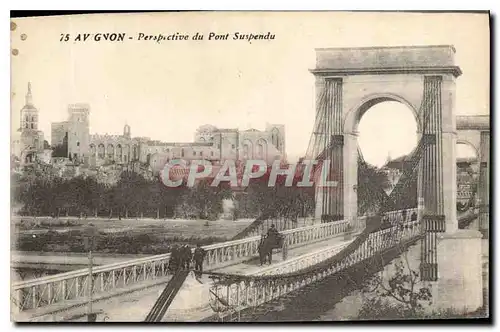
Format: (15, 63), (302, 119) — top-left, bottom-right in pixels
(12, 216), (252, 255)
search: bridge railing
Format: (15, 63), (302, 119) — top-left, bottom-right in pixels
(11, 218), (353, 314)
(382, 208), (418, 225)
(210, 216), (421, 317)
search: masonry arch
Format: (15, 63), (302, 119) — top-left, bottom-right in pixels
(242, 139), (253, 159)
(97, 143), (105, 159)
(116, 144), (123, 162)
(256, 138), (268, 160)
(456, 133), (481, 161)
(310, 46), (461, 231)
(344, 93), (421, 135)
(132, 145), (138, 161)
(123, 144), (130, 163)
(107, 144), (115, 160)
(456, 140), (479, 160)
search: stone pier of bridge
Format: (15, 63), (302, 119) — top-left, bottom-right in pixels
(310, 46), (485, 314)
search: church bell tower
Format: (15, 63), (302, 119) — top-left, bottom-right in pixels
(20, 82), (39, 131)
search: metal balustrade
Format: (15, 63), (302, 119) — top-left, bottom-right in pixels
(457, 191), (474, 198)
(210, 214), (421, 317)
(382, 208), (418, 225)
(12, 217), (352, 313)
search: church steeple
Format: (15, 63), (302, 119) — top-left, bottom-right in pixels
(26, 82), (33, 106)
(20, 82), (38, 131)
(385, 151), (392, 167)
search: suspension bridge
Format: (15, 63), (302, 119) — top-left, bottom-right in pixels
(11, 45), (490, 322)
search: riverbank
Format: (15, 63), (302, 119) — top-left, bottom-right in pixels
(12, 217), (253, 255)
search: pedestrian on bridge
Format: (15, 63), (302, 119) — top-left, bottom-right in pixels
(193, 244), (206, 277)
(169, 244), (180, 272)
(267, 224), (279, 242)
(181, 244), (192, 269)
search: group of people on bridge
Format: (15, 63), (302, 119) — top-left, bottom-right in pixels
(168, 243), (206, 277)
(167, 224), (285, 276)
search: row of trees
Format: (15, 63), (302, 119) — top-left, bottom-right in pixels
(12, 169), (317, 221)
(12, 157), (396, 220)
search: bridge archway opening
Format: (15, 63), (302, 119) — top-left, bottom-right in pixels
(456, 141), (479, 162)
(311, 46), (461, 230)
(356, 100), (418, 215)
(357, 100), (418, 168)
(456, 142), (479, 213)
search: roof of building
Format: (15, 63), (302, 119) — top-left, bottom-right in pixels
(216, 128), (239, 133)
(21, 104), (38, 111)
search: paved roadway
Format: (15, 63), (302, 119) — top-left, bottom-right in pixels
(26, 234), (351, 322)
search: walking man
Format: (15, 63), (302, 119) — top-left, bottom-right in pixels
(193, 244), (206, 277)
(179, 245), (187, 269)
(183, 244), (192, 269)
(170, 244), (180, 271)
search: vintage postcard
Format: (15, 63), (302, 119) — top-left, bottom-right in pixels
(10, 11), (490, 323)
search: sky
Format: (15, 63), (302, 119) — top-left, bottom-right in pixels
(11, 12), (489, 166)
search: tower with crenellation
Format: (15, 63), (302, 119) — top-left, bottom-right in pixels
(67, 103), (90, 164)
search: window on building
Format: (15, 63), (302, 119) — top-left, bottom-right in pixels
(30, 123), (34, 129)
(211, 151), (214, 157)
(181, 149), (184, 157)
(77, 142), (80, 147)
(25, 116), (28, 122)
(25, 123), (28, 128)
(231, 144), (235, 149)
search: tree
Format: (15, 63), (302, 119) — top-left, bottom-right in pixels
(180, 178), (232, 220)
(357, 159), (391, 215)
(358, 227), (432, 319)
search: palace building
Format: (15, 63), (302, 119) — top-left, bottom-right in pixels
(48, 96), (286, 174)
(11, 82), (286, 173)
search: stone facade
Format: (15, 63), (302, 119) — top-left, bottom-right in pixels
(310, 45), (486, 313)
(143, 123), (285, 174)
(50, 104), (286, 172)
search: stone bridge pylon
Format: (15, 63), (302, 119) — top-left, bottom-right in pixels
(456, 115), (490, 238)
(309, 45), (484, 312)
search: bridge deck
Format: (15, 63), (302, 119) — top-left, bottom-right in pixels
(19, 234), (350, 322)
(213, 233), (348, 275)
